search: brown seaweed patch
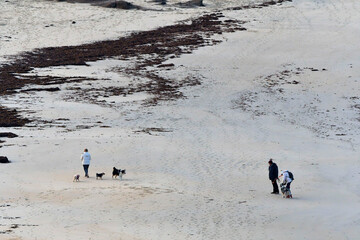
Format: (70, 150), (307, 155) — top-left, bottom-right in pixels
(0, 132), (18, 138)
(0, 12), (246, 128)
(177, 0), (204, 7)
(98, 1), (141, 9)
(227, 0), (292, 11)
(0, 156), (10, 164)
(0, 106), (31, 127)
(56, 0), (141, 9)
(21, 87), (60, 93)
(134, 127), (173, 135)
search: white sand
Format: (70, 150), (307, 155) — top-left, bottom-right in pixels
(0, 0), (360, 239)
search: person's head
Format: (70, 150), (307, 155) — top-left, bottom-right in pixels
(268, 159), (273, 165)
(84, 148), (88, 152)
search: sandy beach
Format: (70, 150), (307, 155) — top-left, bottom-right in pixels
(0, 0), (359, 239)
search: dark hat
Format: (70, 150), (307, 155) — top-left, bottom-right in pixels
(268, 159), (273, 164)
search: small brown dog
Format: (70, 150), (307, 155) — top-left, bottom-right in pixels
(96, 173), (105, 180)
(73, 174), (80, 182)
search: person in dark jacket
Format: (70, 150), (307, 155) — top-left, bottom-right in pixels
(268, 159), (279, 194)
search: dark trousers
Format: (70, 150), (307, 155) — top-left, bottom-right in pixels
(286, 182), (291, 190)
(272, 180), (279, 193)
(83, 165), (89, 177)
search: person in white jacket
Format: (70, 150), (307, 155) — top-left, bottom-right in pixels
(279, 170), (293, 198)
(81, 148), (91, 178)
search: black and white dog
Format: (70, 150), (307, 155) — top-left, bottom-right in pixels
(112, 167), (126, 180)
(280, 183), (292, 198)
(96, 172), (105, 180)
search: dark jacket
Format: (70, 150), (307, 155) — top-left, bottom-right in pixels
(268, 163), (278, 181)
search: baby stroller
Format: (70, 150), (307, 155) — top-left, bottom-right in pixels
(280, 182), (292, 198)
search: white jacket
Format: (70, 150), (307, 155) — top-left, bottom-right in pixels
(282, 170), (292, 184)
(81, 152), (91, 165)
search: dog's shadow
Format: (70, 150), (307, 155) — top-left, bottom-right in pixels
(111, 178), (134, 182)
(73, 177), (134, 183)
(72, 180), (90, 184)
(281, 195), (301, 200)
(92, 177), (134, 182)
